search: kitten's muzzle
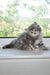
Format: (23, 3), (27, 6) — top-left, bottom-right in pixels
(34, 32), (36, 34)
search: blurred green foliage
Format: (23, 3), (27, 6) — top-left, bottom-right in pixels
(0, 0), (50, 37)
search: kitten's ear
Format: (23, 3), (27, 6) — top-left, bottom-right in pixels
(34, 22), (37, 25)
(25, 28), (27, 31)
(25, 28), (28, 31)
(38, 26), (41, 31)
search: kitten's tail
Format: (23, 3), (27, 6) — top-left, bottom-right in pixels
(2, 44), (13, 49)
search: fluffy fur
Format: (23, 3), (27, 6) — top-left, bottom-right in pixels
(2, 22), (49, 51)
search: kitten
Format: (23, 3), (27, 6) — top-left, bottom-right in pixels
(2, 22), (49, 51)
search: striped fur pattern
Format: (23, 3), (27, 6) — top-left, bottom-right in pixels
(2, 22), (49, 51)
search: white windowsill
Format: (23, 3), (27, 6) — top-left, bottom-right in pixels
(0, 38), (50, 59)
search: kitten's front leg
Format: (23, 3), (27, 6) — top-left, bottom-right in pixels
(38, 41), (49, 50)
(29, 44), (39, 51)
(34, 45), (39, 51)
(29, 44), (34, 50)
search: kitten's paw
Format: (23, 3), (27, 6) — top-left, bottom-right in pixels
(2, 46), (6, 49)
(41, 45), (49, 50)
(34, 48), (39, 52)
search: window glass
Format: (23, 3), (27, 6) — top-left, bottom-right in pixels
(0, 0), (50, 37)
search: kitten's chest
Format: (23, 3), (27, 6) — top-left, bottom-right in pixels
(29, 38), (40, 45)
(35, 39), (41, 45)
(34, 36), (42, 45)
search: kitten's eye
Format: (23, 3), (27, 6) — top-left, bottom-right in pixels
(35, 29), (37, 31)
(31, 32), (33, 33)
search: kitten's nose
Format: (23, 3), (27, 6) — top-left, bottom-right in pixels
(34, 32), (36, 34)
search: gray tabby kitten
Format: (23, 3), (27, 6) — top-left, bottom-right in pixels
(2, 22), (48, 51)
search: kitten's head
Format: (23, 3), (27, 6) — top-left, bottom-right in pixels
(25, 22), (41, 37)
